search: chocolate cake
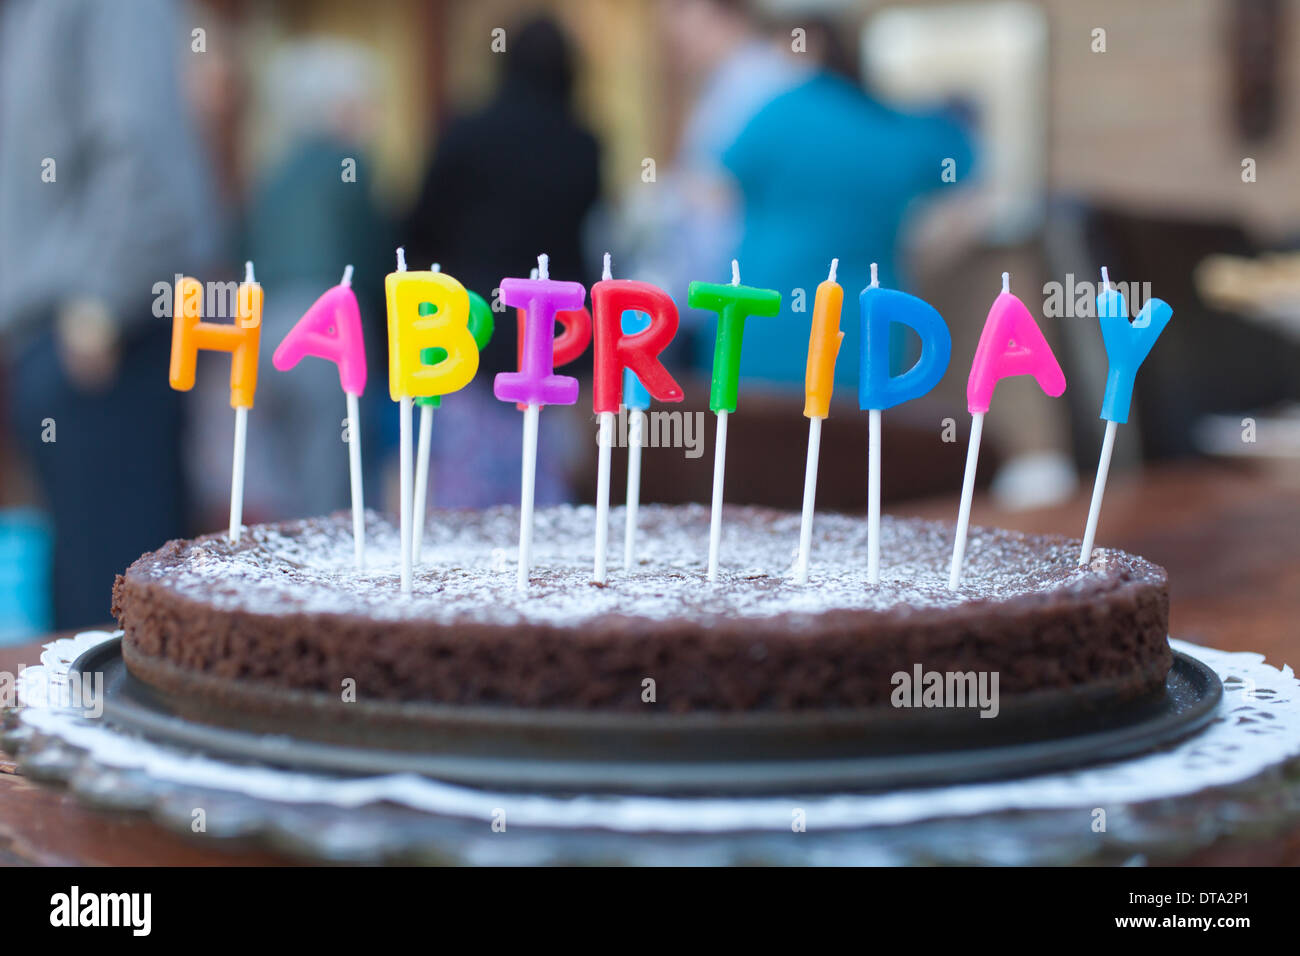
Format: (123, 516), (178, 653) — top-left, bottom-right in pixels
(111, 504), (1171, 714)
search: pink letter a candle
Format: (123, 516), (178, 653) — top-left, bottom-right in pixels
(273, 265), (369, 569)
(949, 273), (1065, 589)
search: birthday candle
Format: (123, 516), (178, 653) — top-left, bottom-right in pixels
(169, 262), (262, 543)
(272, 264), (368, 567)
(1078, 267), (1172, 566)
(621, 310), (651, 568)
(793, 259), (844, 585)
(590, 253), (683, 582)
(411, 273), (496, 567)
(385, 248), (482, 592)
(414, 288), (495, 412)
(859, 262), (952, 584)
(687, 259), (781, 584)
(494, 254), (586, 589)
(515, 282), (591, 411)
(949, 273), (1065, 589)
(411, 264), (445, 574)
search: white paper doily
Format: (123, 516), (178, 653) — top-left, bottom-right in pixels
(6, 630), (1299, 864)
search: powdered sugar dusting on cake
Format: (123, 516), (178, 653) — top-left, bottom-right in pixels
(127, 505), (1157, 628)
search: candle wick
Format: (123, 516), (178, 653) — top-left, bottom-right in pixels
(828, 258), (839, 283)
(731, 259), (740, 286)
(396, 247), (407, 272)
(244, 260), (255, 284)
(869, 261), (878, 288)
(1001, 271), (1010, 293)
(431, 262), (441, 273)
(529, 267), (539, 280)
(538, 253), (549, 281)
(341, 264), (354, 287)
(1100, 265), (1110, 291)
(602, 251), (612, 281)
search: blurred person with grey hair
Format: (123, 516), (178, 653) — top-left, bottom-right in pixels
(187, 38), (393, 525)
(0, 0), (220, 628)
(625, 0), (810, 298)
(640, 0), (976, 406)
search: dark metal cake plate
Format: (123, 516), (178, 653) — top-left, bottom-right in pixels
(73, 638), (1221, 795)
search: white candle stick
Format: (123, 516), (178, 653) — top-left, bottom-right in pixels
(395, 247), (413, 592)
(1079, 419), (1117, 566)
(707, 407), (728, 584)
(409, 262), (443, 568)
(399, 395), (413, 592)
(228, 259), (256, 543)
(334, 264), (365, 569)
(1079, 266), (1116, 567)
(412, 402), (434, 565)
(867, 409), (882, 583)
(948, 272), (1008, 589)
(864, 262), (882, 584)
(592, 253), (616, 583)
(230, 406), (247, 543)
(948, 410), (984, 590)
(513, 253), (550, 591)
(517, 401), (540, 590)
(794, 414), (822, 585)
(624, 407), (644, 568)
(345, 391), (365, 569)
(794, 258), (843, 585)
(594, 411), (613, 582)
(706, 259), (741, 584)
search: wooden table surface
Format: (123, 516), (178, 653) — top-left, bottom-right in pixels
(1, 461), (1296, 865)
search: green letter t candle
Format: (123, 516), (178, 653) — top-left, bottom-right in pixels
(688, 279), (782, 413)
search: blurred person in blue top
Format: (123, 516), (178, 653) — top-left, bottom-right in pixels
(655, 0), (976, 391)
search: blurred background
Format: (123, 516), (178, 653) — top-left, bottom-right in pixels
(1, 0), (1298, 650)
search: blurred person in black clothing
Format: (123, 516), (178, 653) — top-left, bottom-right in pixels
(404, 15), (601, 378)
(398, 16), (600, 509)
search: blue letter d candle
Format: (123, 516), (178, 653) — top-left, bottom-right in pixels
(858, 287), (952, 411)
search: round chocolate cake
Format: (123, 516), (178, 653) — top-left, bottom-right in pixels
(111, 504), (1171, 714)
